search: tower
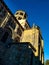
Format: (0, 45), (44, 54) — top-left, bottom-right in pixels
(13, 10), (30, 42)
(14, 10), (30, 30)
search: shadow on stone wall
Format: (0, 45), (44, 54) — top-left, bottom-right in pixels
(0, 42), (43, 65)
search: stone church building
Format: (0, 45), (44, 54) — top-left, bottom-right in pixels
(0, 0), (44, 65)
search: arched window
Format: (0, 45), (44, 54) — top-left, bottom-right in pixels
(17, 27), (22, 36)
(14, 37), (20, 42)
(1, 32), (9, 43)
(20, 12), (23, 15)
(5, 18), (16, 30)
(18, 17), (22, 20)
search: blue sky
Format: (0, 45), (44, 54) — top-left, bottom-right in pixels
(4, 0), (49, 61)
